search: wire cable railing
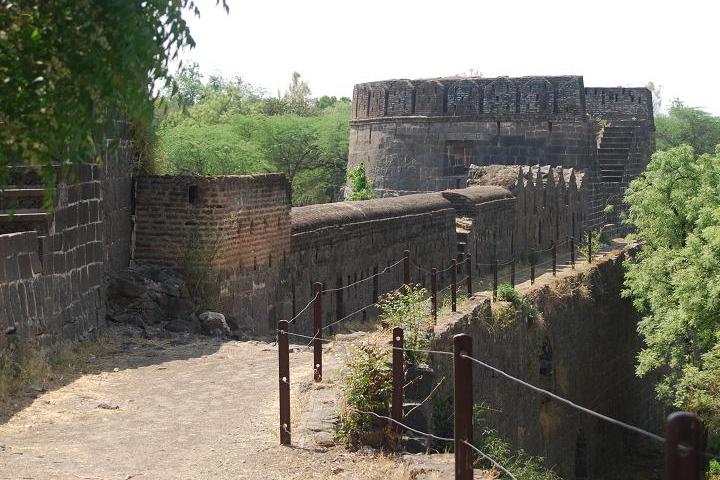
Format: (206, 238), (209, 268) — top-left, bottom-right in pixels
(321, 258), (405, 293)
(352, 409), (517, 479)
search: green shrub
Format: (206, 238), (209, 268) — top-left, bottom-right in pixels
(709, 460), (720, 479)
(346, 163), (377, 201)
(338, 344), (392, 440)
(494, 283), (540, 327)
(473, 403), (561, 479)
(497, 283), (521, 303)
(155, 123), (273, 176)
(179, 224), (227, 311)
(377, 285), (432, 366)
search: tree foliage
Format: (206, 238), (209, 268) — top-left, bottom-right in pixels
(623, 144), (720, 433)
(655, 101), (720, 155)
(0, 1), (227, 190)
(155, 67), (351, 204)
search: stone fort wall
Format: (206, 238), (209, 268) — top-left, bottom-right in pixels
(127, 164), (587, 336)
(431, 247), (663, 479)
(347, 75), (654, 235)
(0, 121), (134, 352)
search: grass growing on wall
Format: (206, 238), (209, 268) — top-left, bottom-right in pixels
(495, 283), (541, 328)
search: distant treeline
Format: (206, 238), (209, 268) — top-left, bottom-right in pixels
(151, 65), (351, 205)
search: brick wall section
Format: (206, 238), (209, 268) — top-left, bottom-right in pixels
(287, 193), (458, 334)
(134, 174), (290, 270)
(133, 174), (291, 335)
(430, 248), (663, 479)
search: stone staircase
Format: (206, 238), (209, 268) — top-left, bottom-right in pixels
(597, 124), (634, 183)
(0, 167), (50, 235)
(456, 218), (472, 261)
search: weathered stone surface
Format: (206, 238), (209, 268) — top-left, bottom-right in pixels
(348, 75), (654, 236)
(429, 248), (663, 479)
(198, 311), (231, 337)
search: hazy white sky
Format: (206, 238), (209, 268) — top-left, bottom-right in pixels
(182, 0), (720, 114)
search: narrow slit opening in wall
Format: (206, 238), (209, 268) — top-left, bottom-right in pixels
(188, 185), (198, 205)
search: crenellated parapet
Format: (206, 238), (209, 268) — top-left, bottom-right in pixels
(352, 76), (586, 121)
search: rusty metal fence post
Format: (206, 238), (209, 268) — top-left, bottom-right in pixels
(465, 254), (473, 297)
(313, 282), (323, 382)
(551, 240), (557, 277)
(431, 268), (438, 322)
(392, 327), (404, 437)
(570, 236), (575, 269)
(404, 249), (411, 286)
(451, 259), (457, 312)
(665, 412), (706, 480)
(278, 320), (291, 445)
(454, 333), (473, 480)
(510, 257), (516, 287)
(492, 260), (498, 300)
(530, 248), (536, 285)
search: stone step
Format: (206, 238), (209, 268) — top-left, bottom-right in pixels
(0, 188), (45, 210)
(598, 147), (629, 154)
(598, 152), (628, 159)
(604, 125), (636, 132)
(600, 139), (633, 147)
(0, 209), (50, 234)
(600, 167), (626, 174)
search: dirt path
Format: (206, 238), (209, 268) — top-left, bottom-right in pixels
(0, 332), (406, 480)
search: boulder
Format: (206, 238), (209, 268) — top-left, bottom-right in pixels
(199, 311), (231, 337)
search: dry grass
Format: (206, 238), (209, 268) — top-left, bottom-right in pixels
(0, 336), (110, 413)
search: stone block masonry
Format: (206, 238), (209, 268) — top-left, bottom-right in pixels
(0, 161), (130, 351)
(287, 193), (458, 334)
(429, 247), (663, 479)
(130, 166), (587, 336)
(348, 75), (654, 234)
(133, 174), (292, 335)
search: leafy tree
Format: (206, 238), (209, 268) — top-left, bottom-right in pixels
(175, 63), (205, 108)
(623, 144), (720, 434)
(257, 114), (321, 187)
(155, 69), (352, 204)
(655, 101), (720, 155)
(346, 164), (377, 201)
(0, 1), (227, 192)
(155, 123), (272, 176)
(284, 71), (313, 116)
